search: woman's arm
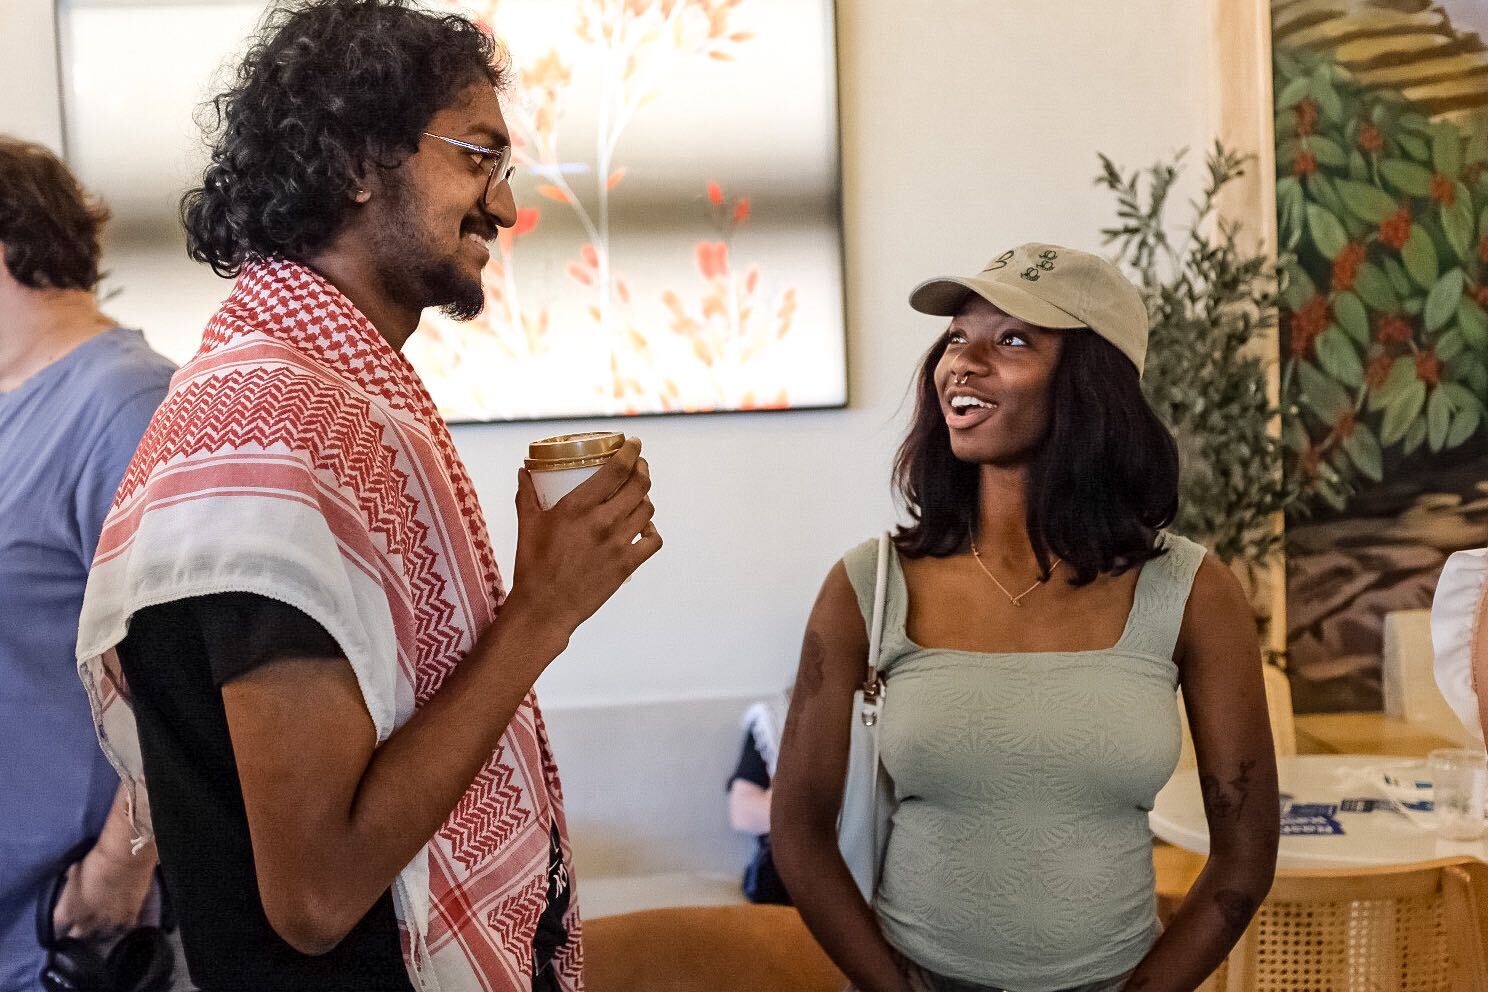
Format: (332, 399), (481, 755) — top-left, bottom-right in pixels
(772, 562), (912, 992)
(1122, 555), (1280, 991)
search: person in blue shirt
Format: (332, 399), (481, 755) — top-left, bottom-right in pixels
(0, 135), (175, 991)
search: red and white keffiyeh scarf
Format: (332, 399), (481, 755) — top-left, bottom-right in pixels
(76, 258), (582, 991)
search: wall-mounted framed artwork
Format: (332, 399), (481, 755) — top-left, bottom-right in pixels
(57, 0), (847, 422)
(1227, 0), (1488, 712)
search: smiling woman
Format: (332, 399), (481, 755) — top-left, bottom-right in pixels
(771, 242), (1281, 992)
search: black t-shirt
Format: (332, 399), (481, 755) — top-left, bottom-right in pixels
(727, 732), (790, 905)
(118, 593), (568, 992)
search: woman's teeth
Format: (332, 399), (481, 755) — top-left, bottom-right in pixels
(950, 396), (993, 411)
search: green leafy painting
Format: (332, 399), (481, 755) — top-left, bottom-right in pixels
(1275, 0), (1488, 711)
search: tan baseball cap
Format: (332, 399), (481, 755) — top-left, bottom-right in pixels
(908, 242), (1149, 376)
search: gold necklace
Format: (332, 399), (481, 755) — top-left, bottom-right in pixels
(969, 528), (1061, 607)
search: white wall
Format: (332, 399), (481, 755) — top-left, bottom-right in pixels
(2, 0), (1216, 710)
(0, 0), (65, 148)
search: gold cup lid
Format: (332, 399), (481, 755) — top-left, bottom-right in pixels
(526, 431), (625, 465)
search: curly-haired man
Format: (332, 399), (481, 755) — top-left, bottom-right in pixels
(0, 136), (175, 990)
(76, 3), (660, 990)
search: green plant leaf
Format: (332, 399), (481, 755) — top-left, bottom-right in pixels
(1348, 150), (1370, 182)
(1315, 477), (1349, 511)
(1380, 159), (1432, 196)
(1316, 326), (1364, 386)
(1310, 174), (1350, 226)
(1436, 328), (1467, 363)
(1426, 269), (1466, 332)
(1278, 74), (1311, 109)
(1306, 204), (1349, 259)
(1398, 133), (1430, 162)
(1384, 255), (1416, 297)
(1466, 119), (1488, 165)
(1402, 224), (1439, 289)
(1353, 261), (1397, 311)
(1433, 122), (1462, 178)
(1402, 416), (1427, 455)
(1428, 386), (1452, 452)
(1401, 111), (1431, 134)
(1308, 135), (1348, 168)
(1371, 356), (1417, 411)
(1381, 380), (1427, 445)
(1441, 382), (1480, 413)
(1472, 359), (1488, 397)
(1460, 296), (1488, 350)
(1277, 176), (1305, 250)
(1311, 70), (1343, 122)
(1443, 189), (1474, 261)
(1297, 360), (1353, 422)
(1342, 425), (1384, 481)
(1334, 291), (1369, 343)
(1282, 261), (1318, 310)
(1334, 178), (1398, 223)
(1447, 404), (1482, 448)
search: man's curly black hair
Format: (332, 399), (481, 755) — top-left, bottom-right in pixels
(182, 0), (507, 277)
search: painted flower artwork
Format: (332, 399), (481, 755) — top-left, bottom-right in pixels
(409, 0), (846, 420)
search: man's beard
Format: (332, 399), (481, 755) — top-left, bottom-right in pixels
(371, 177), (486, 322)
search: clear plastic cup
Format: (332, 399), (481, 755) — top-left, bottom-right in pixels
(1427, 748), (1488, 841)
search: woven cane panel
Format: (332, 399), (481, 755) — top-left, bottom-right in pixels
(1249, 893), (1448, 991)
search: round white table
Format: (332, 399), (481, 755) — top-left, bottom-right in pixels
(1151, 754), (1488, 869)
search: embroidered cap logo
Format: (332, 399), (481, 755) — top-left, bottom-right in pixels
(1022, 249), (1059, 282)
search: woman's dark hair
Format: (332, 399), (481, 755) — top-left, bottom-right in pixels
(0, 137), (110, 291)
(893, 327), (1179, 586)
(182, 0), (507, 277)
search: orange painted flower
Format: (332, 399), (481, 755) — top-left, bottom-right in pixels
(1333, 408), (1357, 439)
(1295, 99), (1319, 136)
(1378, 206), (1413, 250)
(733, 197), (750, 224)
(1429, 173), (1456, 206)
(1288, 295), (1330, 357)
(522, 49), (571, 93)
(1331, 241), (1366, 292)
(512, 208), (540, 237)
(707, 181), (724, 206)
(1416, 351), (1441, 386)
(1365, 354), (1393, 389)
(696, 241), (729, 279)
(581, 243), (600, 269)
(1293, 150), (1318, 177)
(1358, 124), (1384, 153)
(1377, 314), (1414, 345)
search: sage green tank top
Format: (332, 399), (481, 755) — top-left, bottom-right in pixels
(841, 532), (1206, 992)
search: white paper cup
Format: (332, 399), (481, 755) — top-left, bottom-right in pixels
(531, 464), (603, 510)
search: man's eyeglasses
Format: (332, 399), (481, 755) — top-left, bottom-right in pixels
(422, 132), (515, 203)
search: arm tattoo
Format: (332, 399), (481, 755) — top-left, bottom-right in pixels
(1214, 888), (1257, 941)
(796, 630), (826, 698)
(780, 631), (826, 745)
(1201, 759), (1256, 821)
